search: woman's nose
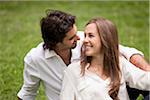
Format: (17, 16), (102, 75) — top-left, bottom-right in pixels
(83, 37), (88, 43)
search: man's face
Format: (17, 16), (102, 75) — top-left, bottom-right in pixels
(62, 24), (80, 49)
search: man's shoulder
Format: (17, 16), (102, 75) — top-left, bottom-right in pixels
(24, 42), (44, 61)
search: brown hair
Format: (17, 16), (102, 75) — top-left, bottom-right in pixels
(40, 9), (76, 50)
(81, 17), (121, 100)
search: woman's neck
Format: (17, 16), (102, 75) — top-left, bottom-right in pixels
(88, 53), (108, 80)
(91, 53), (104, 68)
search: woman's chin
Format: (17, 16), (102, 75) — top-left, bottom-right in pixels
(85, 52), (92, 56)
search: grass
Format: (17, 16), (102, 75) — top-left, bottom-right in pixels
(0, 1), (149, 100)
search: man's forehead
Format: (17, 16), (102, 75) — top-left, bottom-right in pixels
(66, 31), (76, 39)
(66, 25), (77, 38)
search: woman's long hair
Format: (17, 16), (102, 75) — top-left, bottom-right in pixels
(81, 17), (121, 100)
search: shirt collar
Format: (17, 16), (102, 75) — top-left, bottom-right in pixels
(45, 49), (57, 59)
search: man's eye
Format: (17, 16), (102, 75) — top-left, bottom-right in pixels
(84, 34), (86, 38)
(69, 37), (74, 40)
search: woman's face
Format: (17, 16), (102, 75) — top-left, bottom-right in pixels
(83, 23), (102, 57)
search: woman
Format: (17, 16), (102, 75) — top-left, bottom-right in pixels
(60, 17), (150, 100)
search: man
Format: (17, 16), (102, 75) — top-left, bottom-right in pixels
(17, 10), (149, 100)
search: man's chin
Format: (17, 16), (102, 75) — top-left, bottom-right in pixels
(71, 44), (77, 49)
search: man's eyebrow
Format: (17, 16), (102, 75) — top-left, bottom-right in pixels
(69, 34), (76, 40)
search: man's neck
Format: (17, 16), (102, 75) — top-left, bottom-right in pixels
(54, 48), (72, 66)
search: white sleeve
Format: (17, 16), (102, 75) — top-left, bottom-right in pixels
(119, 45), (144, 61)
(17, 53), (40, 100)
(71, 31), (84, 62)
(120, 56), (150, 91)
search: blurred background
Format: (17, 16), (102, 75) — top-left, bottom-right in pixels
(0, 1), (149, 99)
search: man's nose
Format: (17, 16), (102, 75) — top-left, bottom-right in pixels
(76, 35), (80, 40)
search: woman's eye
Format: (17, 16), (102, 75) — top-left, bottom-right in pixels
(84, 33), (94, 38)
(89, 34), (94, 37)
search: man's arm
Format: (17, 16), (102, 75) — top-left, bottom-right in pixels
(17, 53), (40, 100)
(130, 54), (150, 71)
(76, 31), (150, 71)
(17, 97), (22, 100)
(119, 45), (150, 71)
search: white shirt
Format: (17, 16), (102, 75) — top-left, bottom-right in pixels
(17, 31), (144, 100)
(60, 57), (150, 100)
(17, 43), (67, 100)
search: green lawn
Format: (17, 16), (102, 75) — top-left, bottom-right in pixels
(0, 1), (149, 100)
